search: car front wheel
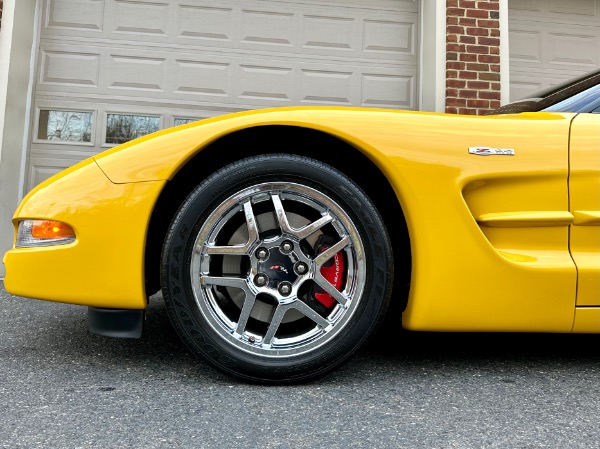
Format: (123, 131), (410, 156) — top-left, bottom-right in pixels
(161, 154), (393, 383)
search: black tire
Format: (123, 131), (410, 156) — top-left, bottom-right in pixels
(161, 154), (393, 384)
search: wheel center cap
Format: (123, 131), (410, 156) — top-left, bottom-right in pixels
(259, 248), (297, 285)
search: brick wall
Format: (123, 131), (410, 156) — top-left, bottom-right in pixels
(446, 0), (501, 115)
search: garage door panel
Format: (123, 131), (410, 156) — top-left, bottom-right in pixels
(46, 0), (105, 31)
(509, 0), (600, 100)
(43, 0), (418, 62)
(36, 40), (416, 108)
(112, 0), (170, 36)
(509, 0), (600, 23)
(509, 28), (542, 63)
(174, 59), (231, 98)
(548, 32), (599, 66)
(29, 0), (420, 191)
(107, 54), (167, 92)
(39, 49), (101, 87)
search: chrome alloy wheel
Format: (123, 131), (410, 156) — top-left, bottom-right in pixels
(189, 182), (366, 358)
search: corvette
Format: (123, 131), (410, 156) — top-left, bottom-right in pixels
(3, 70), (600, 384)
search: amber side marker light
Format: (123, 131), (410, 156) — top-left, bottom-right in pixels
(16, 220), (76, 248)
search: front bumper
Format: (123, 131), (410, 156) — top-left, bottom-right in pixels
(3, 159), (165, 309)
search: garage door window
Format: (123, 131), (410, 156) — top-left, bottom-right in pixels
(106, 114), (160, 145)
(174, 118), (197, 126)
(37, 110), (93, 143)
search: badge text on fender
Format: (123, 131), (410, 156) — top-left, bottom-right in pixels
(469, 146), (515, 156)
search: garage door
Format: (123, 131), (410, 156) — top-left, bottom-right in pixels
(27, 0), (419, 190)
(509, 0), (600, 101)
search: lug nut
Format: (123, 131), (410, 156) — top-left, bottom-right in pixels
(254, 273), (268, 287)
(255, 247), (269, 261)
(295, 262), (308, 275)
(280, 241), (293, 253)
(278, 281), (292, 296)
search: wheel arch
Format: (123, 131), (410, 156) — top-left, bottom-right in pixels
(145, 125), (411, 317)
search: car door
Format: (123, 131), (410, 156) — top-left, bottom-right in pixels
(569, 113), (600, 327)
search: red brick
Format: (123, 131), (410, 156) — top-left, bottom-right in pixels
(447, 79), (467, 89)
(466, 45), (489, 54)
(458, 17), (477, 26)
(446, 107), (459, 114)
(447, 15), (459, 25)
(458, 89), (478, 99)
(466, 9), (489, 19)
(447, 7), (466, 16)
(467, 99), (491, 108)
(467, 80), (490, 89)
(490, 46), (500, 55)
(447, 52), (458, 61)
(447, 34), (459, 43)
(447, 43), (466, 52)
(459, 35), (477, 44)
(467, 27), (489, 36)
(447, 97), (468, 107)
(460, 52), (478, 62)
(478, 54), (500, 63)
(447, 70), (459, 79)
(458, 108), (478, 115)
(479, 37), (500, 46)
(477, 19), (499, 28)
(479, 90), (501, 100)
(459, 70), (478, 79)
(447, 61), (466, 70)
(490, 64), (500, 72)
(490, 82), (501, 90)
(490, 100), (501, 109)
(479, 72), (500, 81)
(447, 0), (459, 6)
(490, 28), (500, 37)
(466, 63), (490, 72)
(447, 25), (465, 34)
(478, 1), (500, 11)
(446, 88), (459, 97)
(458, 0), (476, 8)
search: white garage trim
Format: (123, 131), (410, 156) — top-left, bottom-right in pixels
(419, 0), (446, 112)
(500, 0), (509, 105)
(0, 0), (40, 278)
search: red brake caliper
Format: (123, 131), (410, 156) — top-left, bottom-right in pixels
(314, 246), (345, 309)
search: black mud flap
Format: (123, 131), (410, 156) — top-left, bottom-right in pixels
(88, 307), (145, 339)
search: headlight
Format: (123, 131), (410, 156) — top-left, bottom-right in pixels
(16, 220), (76, 248)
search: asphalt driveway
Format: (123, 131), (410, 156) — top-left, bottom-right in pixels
(2, 281), (600, 449)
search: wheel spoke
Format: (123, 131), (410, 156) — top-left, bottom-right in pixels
(201, 275), (248, 290)
(263, 305), (287, 345)
(206, 201), (259, 255)
(202, 275), (255, 335)
(291, 300), (330, 328)
(314, 273), (349, 307)
(263, 300), (331, 346)
(235, 294), (256, 335)
(272, 194), (333, 239)
(314, 236), (349, 267)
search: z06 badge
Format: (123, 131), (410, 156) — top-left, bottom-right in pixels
(469, 146), (515, 156)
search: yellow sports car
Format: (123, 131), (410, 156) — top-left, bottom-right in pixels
(3, 70), (600, 384)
